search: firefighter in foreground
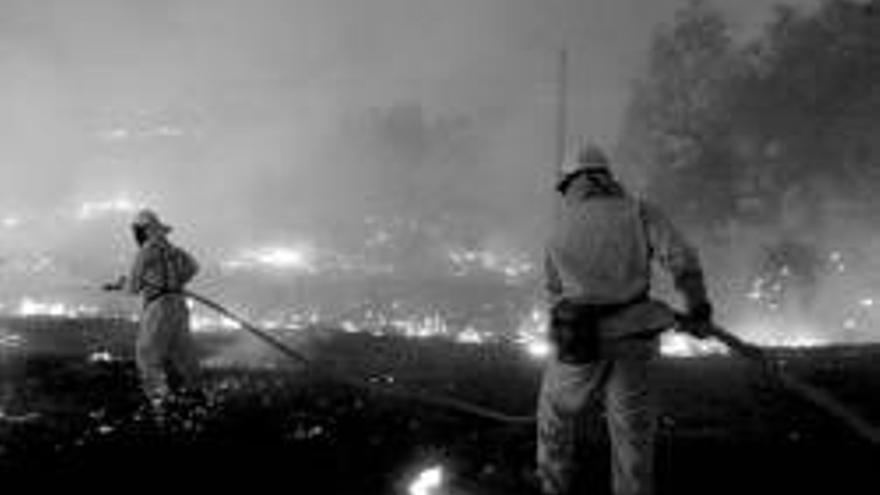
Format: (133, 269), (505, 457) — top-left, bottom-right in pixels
(537, 145), (713, 495)
(104, 209), (201, 417)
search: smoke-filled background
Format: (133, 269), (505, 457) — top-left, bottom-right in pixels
(0, 0), (877, 349)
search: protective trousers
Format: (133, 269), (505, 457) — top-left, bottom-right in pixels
(136, 294), (200, 408)
(537, 344), (657, 495)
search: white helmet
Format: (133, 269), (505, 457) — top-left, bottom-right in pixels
(131, 209), (172, 234)
(558, 143), (611, 189)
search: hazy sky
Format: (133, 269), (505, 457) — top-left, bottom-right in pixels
(0, 0), (820, 250)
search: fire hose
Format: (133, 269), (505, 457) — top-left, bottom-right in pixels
(182, 289), (537, 424)
(689, 317), (880, 446)
(113, 286), (880, 444)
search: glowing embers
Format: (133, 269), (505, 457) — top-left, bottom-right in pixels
(1, 215), (21, 229)
(454, 326), (489, 345)
(659, 332), (729, 358)
(75, 196), (141, 221)
(0, 327), (25, 349)
(222, 244), (319, 273)
(407, 465), (446, 495)
(88, 350), (117, 363)
(446, 246), (535, 283)
(523, 339), (553, 359)
(514, 305), (552, 359)
(393, 313), (451, 339)
(97, 124), (187, 142)
(14, 297), (98, 319)
(189, 312), (243, 333)
(732, 315), (829, 348)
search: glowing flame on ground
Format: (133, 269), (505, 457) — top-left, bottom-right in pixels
(75, 197), (140, 220)
(513, 304), (735, 359)
(394, 314), (451, 339)
(447, 247), (535, 283)
(0, 328), (25, 349)
(660, 333), (729, 358)
(515, 306), (552, 359)
(14, 298), (98, 319)
(88, 350), (116, 363)
(408, 465), (445, 495)
(190, 313), (243, 332)
(1, 216), (21, 229)
(734, 317), (830, 348)
(98, 125), (186, 141)
(223, 245), (318, 273)
(524, 339), (553, 358)
(454, 326), (489, 345)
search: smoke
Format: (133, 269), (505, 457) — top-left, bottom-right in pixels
(1, 0), (849, 338)
(0, 0), (812, 229)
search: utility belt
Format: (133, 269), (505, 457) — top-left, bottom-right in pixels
(144, 288), (182, 307)
(549, 291), (649, 364)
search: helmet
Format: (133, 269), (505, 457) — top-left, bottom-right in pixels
(131, 209), (172, 234)
(557, 143), (611, 191)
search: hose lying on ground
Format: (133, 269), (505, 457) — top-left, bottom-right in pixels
(692, 317), (880, 446)
(185, 289), (536, 424)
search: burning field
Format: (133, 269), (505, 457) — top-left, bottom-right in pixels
(1, 196), (879, 494)
(1, 187), (879, 494)
(1, 0), (880, 492)
(0, 314), (877, 494)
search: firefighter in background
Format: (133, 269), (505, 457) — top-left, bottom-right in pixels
(104, 209), (201, 415)
(537, 144), (713, 495)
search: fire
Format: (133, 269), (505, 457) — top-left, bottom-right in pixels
(660, 333), (729, 358)
(88, 350), (116, 363)
(75, 196), (141, 220)
(447, 247), (535, 283)
(393, 314), (451, 339)
(13, 298), (98, 319)
(408, 465), (445, 495)
(514, 305), (552, 358)
(223, 245), (318, 273)
(454, 326), (489, 345)
(524, 339), (552, 358)
(733, 317), (830, 348)
(98, 125), (185, 141)
(0, 328), (25, 349)
(189, 313), (243, 332)
(1, 216), (21, 229)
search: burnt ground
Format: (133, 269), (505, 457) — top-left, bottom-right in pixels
(0, 316), (877, 493)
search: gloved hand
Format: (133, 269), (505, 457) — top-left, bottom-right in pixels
(682, 301), (714, 339)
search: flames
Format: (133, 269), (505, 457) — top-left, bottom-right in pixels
(446, 247), (536, 283)
(1, 215), (21, 229)
(0, 327), (25, 349)
(659, 333), (729, 358)
(189, 312), (243, 332)
(223, 245), (318, 273)
(2, 206), (878, 359)
(407, 465), (445, 495)
(12, 297), (99, 319)
(221, 242), (393, 276)
(0, 294), (867, 361)
(731, 316), (830, 349)
(74, 196), (141, 221)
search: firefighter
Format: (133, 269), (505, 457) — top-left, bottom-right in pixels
(104, 209), (201, 417)
(537, 144), (713, 495)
